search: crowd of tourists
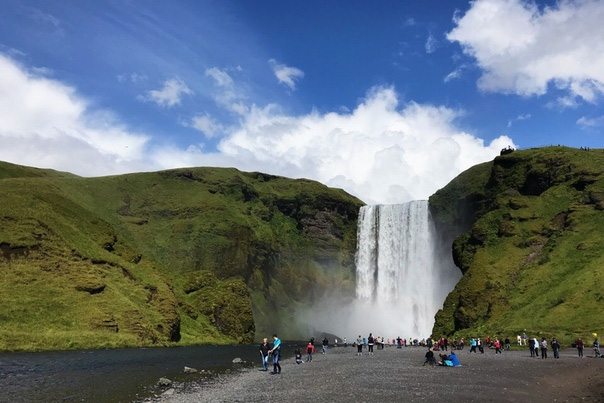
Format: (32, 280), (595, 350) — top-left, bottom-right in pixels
(258, 332), (602, 373)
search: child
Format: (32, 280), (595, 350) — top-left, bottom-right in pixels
(295, 348), (303, 364)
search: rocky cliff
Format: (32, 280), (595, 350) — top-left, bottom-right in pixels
(0, 162), (362, 351)
(430, 147), (604, 344)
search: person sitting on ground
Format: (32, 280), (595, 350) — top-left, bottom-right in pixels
(295, 348), (303, 364)
(449, 351), (461, 366)
(424, 348), (436, 366)
(438, 353), (451, 366)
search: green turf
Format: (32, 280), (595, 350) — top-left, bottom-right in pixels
(0, 162), (362, 351)
(431, 147), (604, 346)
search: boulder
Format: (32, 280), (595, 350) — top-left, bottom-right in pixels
(157, 377), (172, 387)
(232, 357), (243, 364)
(184, 366), (198, 374)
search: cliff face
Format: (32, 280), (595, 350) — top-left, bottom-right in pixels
(429, 147), (604, 343)
(0, 162), (362, 351)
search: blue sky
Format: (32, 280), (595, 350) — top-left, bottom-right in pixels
(1, 0), (603, 203)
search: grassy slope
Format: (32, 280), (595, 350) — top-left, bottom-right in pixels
(0, 162), (362, 351)
(430, 147), (604, 345)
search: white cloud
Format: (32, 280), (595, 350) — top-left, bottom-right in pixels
(140, 78), (192, 108)
(188, 114), (225, 138)
(507, 113), (531, 127)
(1, 54), (513, 204)
(577, 115), (604, 128)
(447, 0), (604, 104)
(268, 59), (304, 90)
(163, 87), (513, 204)
(205, 67), (234, 87)
(0, 54), (150, 176)
(444, 67), (462, 82)
(205, 67), (248, 114)
(425, 32), (438, 54)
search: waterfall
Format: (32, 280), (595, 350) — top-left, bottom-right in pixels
(354, 201), (460, 338)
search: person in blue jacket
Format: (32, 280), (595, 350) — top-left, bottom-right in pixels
(269, 334), (282, 374)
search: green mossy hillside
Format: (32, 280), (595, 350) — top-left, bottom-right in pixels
(430, 147), (604, 345)
(0, 162), (362, 351)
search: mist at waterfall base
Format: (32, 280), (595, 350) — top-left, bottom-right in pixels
(297, 201), (461, 341)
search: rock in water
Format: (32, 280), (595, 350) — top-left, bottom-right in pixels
(232, 357), (243, 364)
(157, 377), (172, 387)
(184, 366), (198, 373)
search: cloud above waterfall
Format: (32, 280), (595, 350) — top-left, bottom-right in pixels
(211, 87), (513, 204)
(1, 54), (512, 203)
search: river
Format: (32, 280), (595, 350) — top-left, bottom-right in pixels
(0, 344), (293, 402)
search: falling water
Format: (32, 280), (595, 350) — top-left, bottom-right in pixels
(355, 201), (460, 338)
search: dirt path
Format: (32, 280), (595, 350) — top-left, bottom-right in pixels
(158, 346), (604, 403)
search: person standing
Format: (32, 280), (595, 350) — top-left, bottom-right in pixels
(551, 338), (560, 359)
(470, 338), (477, 353)
(356, 335), (363, 356)
(259, 337), (271, 371)
(522, 332), (527, 346)
(494, 338), (502, 354)
(576, 338), (584, 358)
(322, 337), (329, 354)
(529, 338), (535, 357)
(367, 333), (375, 355)
(306, 341), (315, 362)
(540, 338), (548, 359)
(504, 337), (511, 351)
(269, 334), (282, 374)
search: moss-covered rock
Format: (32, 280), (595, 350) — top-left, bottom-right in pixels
(430, 147), (604, 345)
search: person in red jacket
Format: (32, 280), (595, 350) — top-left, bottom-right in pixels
(494, 338), (502, 354)
(306, 341), (315, 362)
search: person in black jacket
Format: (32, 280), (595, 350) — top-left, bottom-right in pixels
(551, 338), (560, 359)
(322, 337), (329, 354)
(259, 337), (271, 371)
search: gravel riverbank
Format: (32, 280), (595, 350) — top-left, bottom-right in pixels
(156, 346), (604, 403)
